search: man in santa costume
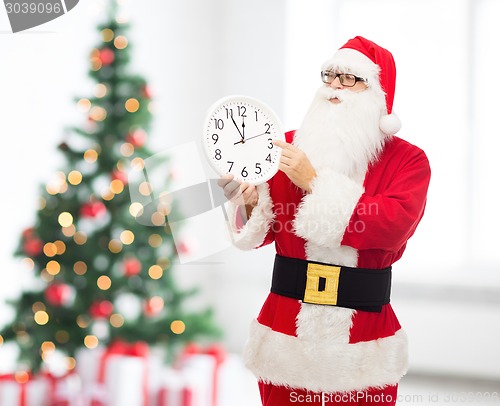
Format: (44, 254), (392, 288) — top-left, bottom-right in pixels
(219, 36), (431, 405)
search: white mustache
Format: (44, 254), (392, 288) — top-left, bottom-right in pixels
(316, 86), (353, 102)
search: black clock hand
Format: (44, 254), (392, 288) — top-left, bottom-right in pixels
(234, 131), (269, 145)
(230, 114), (244, 141)
(242, 116), (246, 140)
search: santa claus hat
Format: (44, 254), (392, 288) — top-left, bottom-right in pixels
(322, 36), (402, 135)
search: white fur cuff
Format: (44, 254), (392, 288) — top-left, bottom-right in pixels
(294, 170), (364, 248)
(226, 183), (274, 250)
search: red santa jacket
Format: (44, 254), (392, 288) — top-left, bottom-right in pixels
(228, 131), (431, 393)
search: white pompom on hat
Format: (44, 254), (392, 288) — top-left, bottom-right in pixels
(322, 36), (402, 135)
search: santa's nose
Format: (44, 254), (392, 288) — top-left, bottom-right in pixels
(329, 76), (344, 89)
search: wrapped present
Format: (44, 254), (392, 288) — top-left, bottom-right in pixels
(0, 373), (49, 406)
(175, 344), (226, 406)
(156, 368), (194, 406)
(76, 341), (149, 406)
(43, 371), (82, 406)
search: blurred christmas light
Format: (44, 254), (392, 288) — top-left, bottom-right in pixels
(55, 330), (69, 343)
(148, 265), (163, 280)
(95, 83), (108, 98)
(54, 240), (66, 255)
(73, 261), (88, 275)
(76, 315), (90, 328)
(34, 311), (49, 325)
(138, 181), (152, 196)
(170, 320), (186, 335)
(130, 157), (145, 170)
(41, 341), (56, 355)
(84, 149), (99, 163)
(110, 313), (125, 328)
(108, 239), (123, 254)
(22, 258), (35, 270)
(101, 28), (114, 42)
(43, 243), (58, 257)
(46, 261), (61, 276)
(99, 48), (115, 66)
(101, 189), (115, 201)
(58, 212), (74, 228)
(145, 296), (164, 315)
(157, 258), (171, 270)
(125, 98), (140, 113)
(0, 335), (3, 346)
(120, 230), (134, 245)
(129, 202), (143, 217)
(151, 212), (165, 226)
(15, 371), (30, 384)
(120, 142), (134, 157)
(32, 302), (46, 312)
(68, 170), (83, 185)
(73, 231), (88, 245)
(97, 275), (112, 290)
(39, 196), (47, 209)
(62, 224), (76, 237)
(148, 234), (162, 248)
(84, 335), (99, 349)
(40, 269), (54, 283)
(110, 179), (124, 194)
(77, 98), (92, 112)
(89, 106), (107, 122)
(114, 35), (128, 49)
(67, 357), (76, 370)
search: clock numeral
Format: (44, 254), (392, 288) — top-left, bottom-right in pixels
(214, 149), (222, 160)
(238, 105), (247, 117)
(268, 138), (273, 149)
(241, 167), (248, 178)
(227, 161), (234, 172)
(255, 163), (262, 174)
(212, 134), (219, 144)
(225, 108), (233, 119)
(214, 118), (224, 130)
(264, 123), (271, 134)
(255, 110), (259, 122)
(265, 154), (272, 163)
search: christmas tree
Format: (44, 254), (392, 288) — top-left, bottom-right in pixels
(0, 2), (220, 373)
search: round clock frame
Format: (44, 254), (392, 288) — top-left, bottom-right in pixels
(202, 95), (285, 185)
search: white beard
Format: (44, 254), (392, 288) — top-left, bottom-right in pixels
(293, 85), (387, 181)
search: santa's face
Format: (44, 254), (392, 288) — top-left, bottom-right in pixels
(293, 74), (387, 179)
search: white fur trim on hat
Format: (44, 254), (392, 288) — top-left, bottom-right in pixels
(322, 48), (380, 85)
(380, 112), (402, 135)
(226, 182), (274, 250)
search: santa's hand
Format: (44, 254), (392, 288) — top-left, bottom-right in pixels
(273, 140), (316, 193)
(217, 174), (259, 208)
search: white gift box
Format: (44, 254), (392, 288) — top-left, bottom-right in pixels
(75, 343), (150, 406)
(0, 376), (49, 406)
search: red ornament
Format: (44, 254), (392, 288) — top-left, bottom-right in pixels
(126, 129), (147, 148)
(22, 227), (35, 239)
(45, 283), (74, 307)
(23, 237), (43, 256)
(143, 296), (164, 317)
(99, 48), (115, 66)
(80, 201), (107, 218)
(89, 300), (114, 319)
(111, 169), (128, 185)
(141, 85), (152, 99)
(122, 257), (142, 277)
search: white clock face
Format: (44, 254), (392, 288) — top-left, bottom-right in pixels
(202, 95), (285, 185)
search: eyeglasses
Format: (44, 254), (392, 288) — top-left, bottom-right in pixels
(321, 71), (366, 87)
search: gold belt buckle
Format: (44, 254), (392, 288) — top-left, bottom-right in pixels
(303, 263), (341, 305)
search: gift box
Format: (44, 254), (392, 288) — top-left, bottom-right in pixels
(156, 368), (194, 406)
(174, 344), (226, 406)
(0, 373), (49, 406)
(76, 341), (149, 406)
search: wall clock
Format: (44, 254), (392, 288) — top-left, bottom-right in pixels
(202, 95), (285, 185)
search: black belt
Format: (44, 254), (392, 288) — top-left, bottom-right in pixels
(271, 254), (392, 312)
